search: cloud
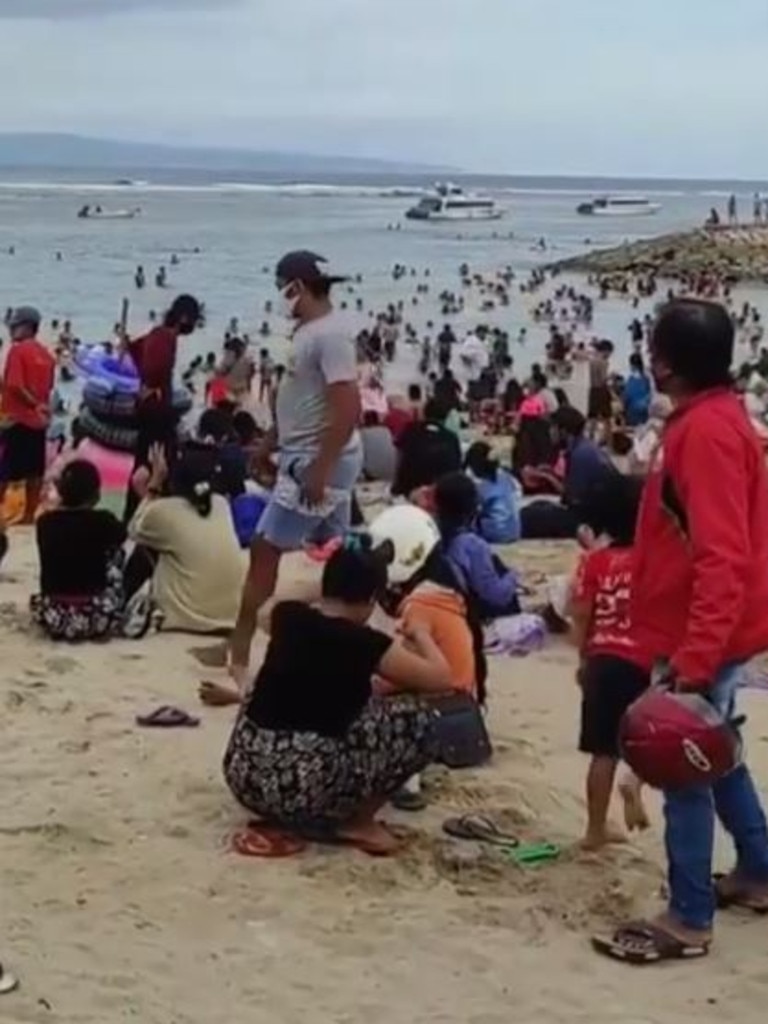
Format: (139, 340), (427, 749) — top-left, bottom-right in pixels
(0, 0), (231, 17)
(0, 0), (766, 174)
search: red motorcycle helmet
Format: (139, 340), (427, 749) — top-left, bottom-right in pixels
(619, 689), (743, 790)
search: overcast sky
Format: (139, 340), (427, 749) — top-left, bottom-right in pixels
(0, 0), (766, 176)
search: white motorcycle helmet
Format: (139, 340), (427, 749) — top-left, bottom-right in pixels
(368, 505), (440, 586)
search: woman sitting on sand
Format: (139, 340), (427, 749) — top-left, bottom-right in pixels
(433, 472), (521, 622)
(223, 537), (450, 855)
(125, 445), (245, 634)
(31, 460), (127, 641)
(464, 441), (522, 544)
(371, 504), (486, 702)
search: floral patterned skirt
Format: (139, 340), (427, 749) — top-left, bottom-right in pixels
(30, 556), (124, 642)
(223, 696), (438, 827)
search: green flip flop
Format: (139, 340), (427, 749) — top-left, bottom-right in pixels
(502, 842), (561, 866)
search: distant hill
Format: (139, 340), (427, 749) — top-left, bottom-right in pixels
(0, 133), (449, 175)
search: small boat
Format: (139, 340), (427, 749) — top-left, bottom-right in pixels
(576, 195), (661, 217)
(405, 183), (502, 222)
(77, 205), (141, 220)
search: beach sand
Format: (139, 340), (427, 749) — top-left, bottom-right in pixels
(2, 531), (768, 1024)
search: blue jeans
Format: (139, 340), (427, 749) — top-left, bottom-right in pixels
(664, 662), (768, 930)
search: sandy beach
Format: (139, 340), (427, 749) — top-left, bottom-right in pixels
(2, 530), (767, 1024)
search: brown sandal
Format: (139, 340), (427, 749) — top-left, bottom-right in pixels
(592, 921), (710, 965)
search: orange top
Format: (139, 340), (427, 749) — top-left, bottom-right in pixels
(2, 338), (55, 429)
(400, 583), (477, 697)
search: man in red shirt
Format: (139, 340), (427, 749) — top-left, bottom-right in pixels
(0, 306), (55, 523)
(594, 300), (768, 965)
(123, 294), (201, 521)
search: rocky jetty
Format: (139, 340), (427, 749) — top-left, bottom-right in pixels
(547, 225), (768, 283)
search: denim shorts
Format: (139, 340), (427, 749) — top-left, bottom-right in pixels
(257, 447), (363, 552)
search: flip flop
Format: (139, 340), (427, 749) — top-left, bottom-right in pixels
(591, 920), (710, 965)
(135, 705), (201, 728)
(501, 842), (561, 866)
(230, 823), (306, 858)
(304, 538), (343, 563)
(0, 965), (18, 995)
(442, 814), (520, 847)
(713, 872), (768, 914)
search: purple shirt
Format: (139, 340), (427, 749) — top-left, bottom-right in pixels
(446, 531), (519, 612)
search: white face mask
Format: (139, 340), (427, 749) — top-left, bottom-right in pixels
(278, 283), (300, 320)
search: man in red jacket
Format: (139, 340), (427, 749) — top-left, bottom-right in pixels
(594, 299), (768, 965)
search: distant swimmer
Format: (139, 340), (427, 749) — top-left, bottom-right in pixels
(55, 252), (62, 262)
(155, 266), (167, 288)
(170, 253), (180, 266)
(135, 265), (146, 289)
(7, 246), (14, 256)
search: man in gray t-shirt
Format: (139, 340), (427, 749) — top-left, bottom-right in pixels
(225, 250), (362, 690)
(276, 309), (361, 460)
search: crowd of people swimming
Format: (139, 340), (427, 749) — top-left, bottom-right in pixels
(5, 242), (768, 990)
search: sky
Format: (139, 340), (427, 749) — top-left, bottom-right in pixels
(0, 0), (766, 176)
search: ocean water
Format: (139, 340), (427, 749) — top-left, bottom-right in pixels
(0, 167), (762, 380)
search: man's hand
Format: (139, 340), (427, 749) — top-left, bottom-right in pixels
(301, 458), (329, 508)
(148, 443), (169, 488)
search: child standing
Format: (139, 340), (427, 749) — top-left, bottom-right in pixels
(569, 474), (650, 849)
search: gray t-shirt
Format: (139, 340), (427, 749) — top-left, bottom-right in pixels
(276, 310), (360, 456)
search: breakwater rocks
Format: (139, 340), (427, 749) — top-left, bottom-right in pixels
(547, 225), (768, 283)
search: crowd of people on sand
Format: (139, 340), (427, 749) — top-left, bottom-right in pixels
(6, 242), (768, 989)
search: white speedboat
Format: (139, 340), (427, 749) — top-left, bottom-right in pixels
(405, 183), (502, 221)
(77, 205), (141, 220)
(576, 195), (660, 217)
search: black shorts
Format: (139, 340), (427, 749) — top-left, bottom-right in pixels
(1, 424), (47, 482)
(588, 385), (613, 420)
(579, 654), (649, 758)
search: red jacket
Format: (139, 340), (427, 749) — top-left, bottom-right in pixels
(631, 387), (768, 682)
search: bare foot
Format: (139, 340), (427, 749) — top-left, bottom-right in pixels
(581, 823), (629, 851)
(190, 643), (228, 669)
(199, 681), (242, 707)
(336, 820), (402, 856)
(619, 777), (651, 832)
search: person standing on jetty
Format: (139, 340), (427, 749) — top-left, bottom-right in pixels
(197, 251), (361, 689)
(123, 294), (202, 521)
(593, 299), (768, 965)
(0, 306), (55, 524)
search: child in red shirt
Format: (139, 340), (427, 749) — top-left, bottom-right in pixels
(569, 475), (650, 850)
